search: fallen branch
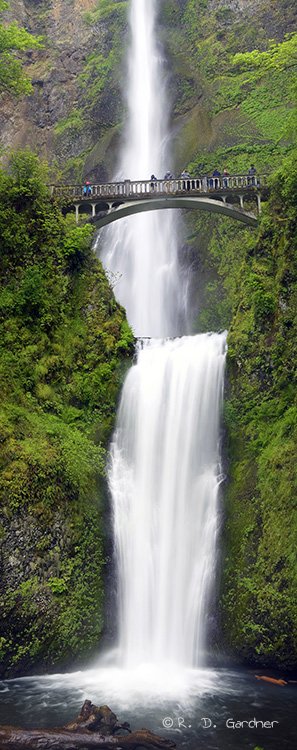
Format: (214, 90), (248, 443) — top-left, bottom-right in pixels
(255, 674), (287, 686)
(0, 701), (176, 750)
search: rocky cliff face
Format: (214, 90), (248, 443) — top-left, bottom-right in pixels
(1, 0), (296, 180)
(0, 0), (126, 180)
(161, 0), (297, 171)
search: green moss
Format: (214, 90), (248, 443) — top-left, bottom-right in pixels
(80, 0), (128, 106)
(84, 0), (128, 25)
(182, 117), (297, 668)
(162, 2), (296, 175)
(217, 154), (297, 670)
(79, 47), (120, 105)
(54, 110), (84, 136)
(0, 0), (43, 97)
(51, 0), (128, 174)
(0, 151), (133, 677)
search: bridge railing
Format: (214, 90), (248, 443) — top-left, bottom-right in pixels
(50, 174), (268, 201)
(51, 182), (127, 199)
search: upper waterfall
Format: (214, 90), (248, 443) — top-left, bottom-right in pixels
(99, 0), (187, 338)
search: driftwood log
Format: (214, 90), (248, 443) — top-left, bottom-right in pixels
(0, 700), (176, 750)
(255, 674), (287, 686)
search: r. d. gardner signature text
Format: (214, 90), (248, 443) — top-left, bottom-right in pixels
(162, 716), (279, 730)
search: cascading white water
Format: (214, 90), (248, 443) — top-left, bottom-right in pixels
(110, 334), (226, 668)
(99, 0), (186, 337)
(99, 0), (227, 674)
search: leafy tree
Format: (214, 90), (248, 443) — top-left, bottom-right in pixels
(8, 148), (49, 197)
(0, 0), (42, 95)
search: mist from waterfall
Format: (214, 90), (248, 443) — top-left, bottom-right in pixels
(99, 0), (227, 674)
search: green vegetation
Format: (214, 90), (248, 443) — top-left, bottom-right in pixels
(220, 154), (297, 670)
(0, 151), (133, 677)
(84, 0), (128, 25)
(52, 0), (127, 178)
(162, 2), (297, 669)
(0, 0), (42, 95)
(184, 144), (297, 667)
(79, 48), (119, 105)
(161, 1), (296, 174)
(232, 33), (297, 79)
(54, 110), (84, 137)
(79, 0), (127, 108)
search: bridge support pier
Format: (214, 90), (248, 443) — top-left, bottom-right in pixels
(257, 194), (262, 214)
(91, 203), (96, 218)
(239, 195), (244, 209)
(75, 205), (79, 223)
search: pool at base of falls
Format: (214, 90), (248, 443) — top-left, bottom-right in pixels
(0, 666), (295, 749)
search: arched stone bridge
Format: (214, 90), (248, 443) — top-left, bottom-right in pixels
(51, 174), (269, 229)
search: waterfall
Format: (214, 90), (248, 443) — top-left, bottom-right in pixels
(99, 0), (227, 672)
(110, 334), (226, 668)
(99, 0), (185, 337)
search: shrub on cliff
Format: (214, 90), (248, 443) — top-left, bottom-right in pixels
(0, 0), (42, 96)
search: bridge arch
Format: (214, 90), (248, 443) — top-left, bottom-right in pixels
(91, 196), (258, 229)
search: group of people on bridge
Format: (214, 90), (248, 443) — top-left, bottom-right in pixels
(149, 164), (258, 191)
(82, 164), (258, 197)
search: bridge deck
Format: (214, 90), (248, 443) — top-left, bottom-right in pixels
(51, 174), (268, 204)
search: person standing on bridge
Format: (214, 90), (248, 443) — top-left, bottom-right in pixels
(223, 168), (230, 188)
(83, 180), (92, 196)
(209, 169), (221, 189)
(180, 170), (191, 191)
(248, 164), (257, 186)
(164, 171), (174, 193)
(150, 174), (157, 191)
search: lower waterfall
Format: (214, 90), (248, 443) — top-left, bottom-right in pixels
(109, 334), (227, 668)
